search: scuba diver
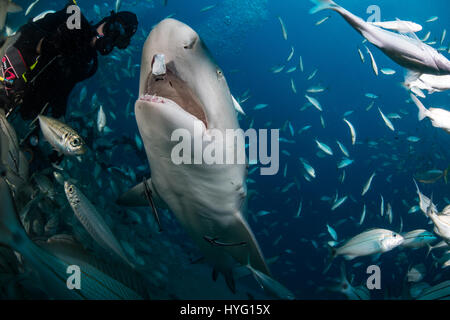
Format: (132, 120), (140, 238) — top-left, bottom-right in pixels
(0, 1), (138, 120)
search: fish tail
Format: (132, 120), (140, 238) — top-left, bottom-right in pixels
(410, 93), (429, 121)
(425, 244), (433, 259)
(309, 0), (338, 14)
(444, 166), (450, 184)
(410, 86), (426, 99)
(323, 244), (337, 274)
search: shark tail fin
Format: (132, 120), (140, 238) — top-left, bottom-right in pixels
(323, 243), (337, 274)
(309, 0), (338, 14)
(410, 93), (429, 121)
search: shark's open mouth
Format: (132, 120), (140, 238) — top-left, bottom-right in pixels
(140, 55), (208, 127)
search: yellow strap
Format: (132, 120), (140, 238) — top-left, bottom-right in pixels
(73, 0), (77, 4)
(22, 73), (27, 82)
(30, 58), (39, 71)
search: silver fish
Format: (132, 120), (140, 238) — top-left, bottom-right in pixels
(64, 181), (134, 268)
(38, 116), (86, 156)
(331, 229), (404, 260)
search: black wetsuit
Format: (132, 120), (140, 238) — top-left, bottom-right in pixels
(4, 3), (98, 120)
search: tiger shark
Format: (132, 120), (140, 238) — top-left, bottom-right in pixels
(310, 0), (450, 76)
(118, 18), (270, 292)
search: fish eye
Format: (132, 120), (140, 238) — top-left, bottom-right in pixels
(216, 69), (223, 78)
(72, 138), (80, 146)
(68, 186), (73, 193)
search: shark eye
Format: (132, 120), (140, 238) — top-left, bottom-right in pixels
(216, 69), (224, 78)
(71, 138), (80, 147)
(184, 37), (197, 49)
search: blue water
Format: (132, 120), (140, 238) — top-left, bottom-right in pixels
(5, 0), (450, 299)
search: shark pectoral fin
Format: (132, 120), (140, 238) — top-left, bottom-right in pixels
(116, 178), (167, 209)
(212, 268), (236, 294)
(394, 18), (425, 49)
(7, 2), (22, 13)
(222, 213), (271, 277)
(405, 70), (422, 85)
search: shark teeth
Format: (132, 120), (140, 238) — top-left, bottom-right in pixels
(140, 94), (166, 104)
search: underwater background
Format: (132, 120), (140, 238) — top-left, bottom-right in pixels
(2, 0), (450, 299)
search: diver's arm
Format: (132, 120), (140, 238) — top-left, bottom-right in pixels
(33, 3), (94, 58)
